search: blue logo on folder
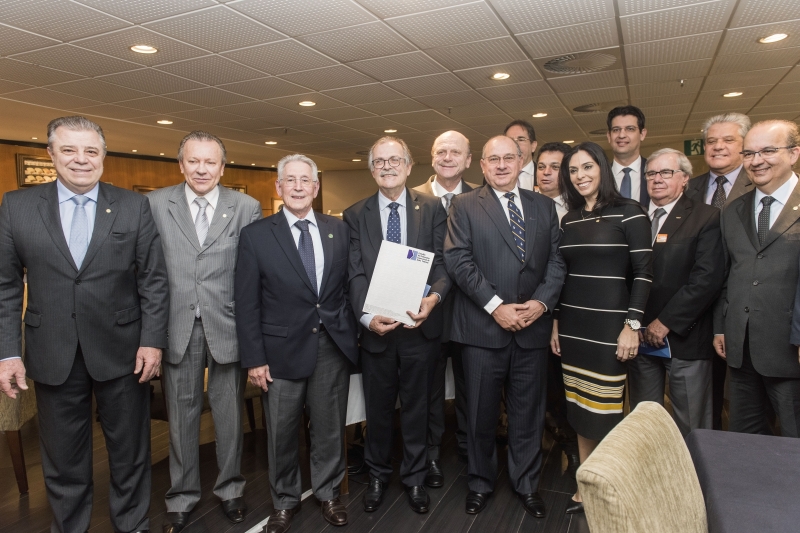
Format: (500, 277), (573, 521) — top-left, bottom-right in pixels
(407, 250), (418, 260)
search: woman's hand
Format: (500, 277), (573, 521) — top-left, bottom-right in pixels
(550, 319), (561, 356)
(616, 325), (640, 362)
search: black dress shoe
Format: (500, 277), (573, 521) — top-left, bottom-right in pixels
(265, 505), (299, 533)
(221, 497), (247, 523)
(518, 492), (546, 518)
(424, 460), (444, 488)
(465, 491), (490, 514)
(405, 485), (430, 514)
(162, 511), (190, 533)
(565, 497), (584, 514)
(363, 477), (384, 512)
(565, 452), (580, 479)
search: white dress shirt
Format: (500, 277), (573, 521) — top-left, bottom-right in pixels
(282, 208), (325, 295)
(58, 179), (98, 244)
(754, 173), (799, 230)
(612, 157), (642, 201)
(648, 193), (682, 237)
(185, 182), (219, 224)
(430, 176), (463, 208)
(518, 160), (536, 191)
(704, 164), (744, 205)
(552, 195), (568, 222)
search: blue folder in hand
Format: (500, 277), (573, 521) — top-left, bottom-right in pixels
(638, 329), (672, 358)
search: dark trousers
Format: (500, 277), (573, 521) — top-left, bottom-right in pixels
(463, 341), (547, 494)
(712, 354), (727, 430)
(34, 348), (151, 533)
(546, 351), (578, 455)
(361, 328), (439, 487)
(428, 341), (468, 461)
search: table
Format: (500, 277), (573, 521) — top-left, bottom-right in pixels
(686, 429), (800, 533)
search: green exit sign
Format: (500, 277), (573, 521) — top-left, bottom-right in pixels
(684, 139), (705, 156)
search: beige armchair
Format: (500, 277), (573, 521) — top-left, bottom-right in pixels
(577, 401), (707, 533)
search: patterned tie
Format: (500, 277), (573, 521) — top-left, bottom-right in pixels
(69, 195), (90, 268)
(758, 196), (775, 246)
(295, 220), (318, 294)
(651, 207), (666, 243)
(443, 193), (455, 216)
(711, 175), (728, 209)
(194, 197), (209, 246)
(505, 192), (526, 262)
(386, 202), (401, 244)
(620, 167), (632, 199)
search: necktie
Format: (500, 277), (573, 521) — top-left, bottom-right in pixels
(620, 167), (632, 199)
(758, 196), (775, 245)
(711, 175), (728, 209)
(69, 195), (90, 268)
(505, 192), (526, 262)
(295, 220), (318, 294)
(443, 193), (455, 216)
(651, 207), (666, 243)
(386, 202), (401, 244)
(194, 197), (209, 246)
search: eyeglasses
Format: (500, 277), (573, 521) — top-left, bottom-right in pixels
(610, 126), (639, 135)
(511, 136), (530, 143)
(645, 169), (683, 180)
(740, 146), (796, 160)
(372, 156), (404, 169)
(482, 155), (519, 165)
(281, 177), (315, 186)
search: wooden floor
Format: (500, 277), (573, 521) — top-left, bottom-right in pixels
(0, 398), (590, 533)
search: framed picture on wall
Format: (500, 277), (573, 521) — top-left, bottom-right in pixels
(225, 184), (247, 194)
(16, 154), (57, 187)
(272, 198), (284, 213)
(133, 185), (160, 193)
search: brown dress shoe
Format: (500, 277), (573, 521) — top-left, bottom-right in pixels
(265, 505), (299, 533)
(320, 497), (348, 526)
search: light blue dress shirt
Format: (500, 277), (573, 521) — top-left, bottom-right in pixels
(704, 164), (743, 205)
(57, 179), (99, 244)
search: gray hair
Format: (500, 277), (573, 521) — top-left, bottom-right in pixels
(481, 135), (523, 159)
(47, 116), (107, 154)
(277, 153), (319, 182)
(702, 113), (751, 141)
(177, 131), (227, 164)
(368, 136), (413, 172)
(647, 147), (693, 179)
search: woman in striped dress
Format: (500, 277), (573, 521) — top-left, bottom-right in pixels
(550, 142), (653, 513)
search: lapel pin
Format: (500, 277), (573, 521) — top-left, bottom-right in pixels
(794, 206), (798, 211)
(222, 213), (227, 218)
(106, 208), (111, 213)
(328, 233), (333, 238)
(415, 205), (419, 210)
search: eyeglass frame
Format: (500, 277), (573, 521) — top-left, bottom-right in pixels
(644, 169), (685, 180)
(482, 154), (520, 166)
(279, 176), (317, 187)
(371, 156), (405, 169)
(739, 146), (797, 160)
(609, 125), (640, 135)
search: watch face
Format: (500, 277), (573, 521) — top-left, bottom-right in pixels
(627, 319), (641, 330)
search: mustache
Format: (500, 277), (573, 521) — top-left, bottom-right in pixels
(380, 170), (398, 177)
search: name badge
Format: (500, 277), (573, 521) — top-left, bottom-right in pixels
(656, 234), (668, 243)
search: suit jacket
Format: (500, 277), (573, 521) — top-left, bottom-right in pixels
(0, 182), (169, 385)
(235, 210), (358, 380)
(344, 188), (451, 353)
(444, 185), (566, 350)
(147, 184), (261, 364)
(686, 167), (753, 208)
(413, 176), (478, 342)
(714, 181), (800, 378)
(643, 194), (724, 360)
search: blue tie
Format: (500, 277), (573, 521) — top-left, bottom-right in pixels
(620, 167), (632, 199)
(386, 202), (401, 244)
(295, 220), (317, 294)
(504, 192), (525, 262)
(70, 195), (90, 268)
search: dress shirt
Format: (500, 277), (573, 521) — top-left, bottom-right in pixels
(430, 176), (463, 207)
(612, 157), (642, 201)
(518, 160), (536, 191)
(58, 179), (98, 244)
(704, 164), (744, 205)
(282, 208), (324, 295)
(185, 183), (219, 224)
(552, 194), (568, 222)
(754, 173), (799, 230)
(648, 194), (682, 235)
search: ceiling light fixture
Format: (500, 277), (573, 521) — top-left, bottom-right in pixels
(31, 137), (37, 140)
(230, 161), (235, 164)
(130, 45), (157, 54)
(563, 140), (575, 144)
(384, 129), (397, 133)
(132, 149), (138, 152)
(759, 33), (788, 44)
(352, 158), (361, 162)
(157, 119), (173, 125)
(531, 112), (548, 118)
(251, 163), (256, 166)
(298, 101), (316, 107)
(160, 152), (165, 155)
(723, 91), (743, 97)
(491, 72), (510, 80)
(265, 141), (277, 145)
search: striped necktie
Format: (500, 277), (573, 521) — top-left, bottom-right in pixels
(194, 197), (209, 246)
(504, 192), (525, 262)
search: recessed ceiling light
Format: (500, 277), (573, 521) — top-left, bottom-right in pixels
(723, 91), (743, 97)
(298, 101), (316, 107)
(532, 113), (548, 118)
(31, 137), (37, 140)
(130, 45), (157, 54)
(491, 72), (510, 80)
(265, 141), (277, 145)
(759, 33), (788, 44)
(352, 158), (361, 162)
(384, 129), (397, 133)
(132, 149), (138, 152)
(251, 163), (256, 166)
(230, 161), (235, 164)
(563, 140), (575, 144)
(156, 119), (173, 125)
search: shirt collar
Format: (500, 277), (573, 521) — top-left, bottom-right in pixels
(520, 160), (535, 175)
(430, 176), (462, 197)
(710, 164), (744, 182)
(612, 156), (642, 176)
(283, 206), (317, 228)
(185, 182), (220, 209)
(378, 188), (407, 211)
(491, 184), (522, 202)
(649, 193), (682, 217)
(57, 179), (99, 204)
(755, 173), (799, 207)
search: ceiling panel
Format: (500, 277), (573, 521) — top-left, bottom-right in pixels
(117, 96), (202, 114)
(162, 87), (255, 107)
(559, 87), (628, 107)
(443, 102), (507, 119)
(629, 77), (702, 98)
(703, 67), (792, 91)
(215, 117), (278, 131)
(415, 90), (487, 108)
(700, 85), (774, 101)
(74, 27), (209, 67)
(621, 1), (733, 44)
(451, 113), (509, 127)
(746, 92), (800, 107)
(266, 92), (348, 111)
(357, 98), (430, 115)
(382, 109), (445, 125)
(710, 47), (800, 74)
(12, 45), (141, 77)
(0, 23), (59, 56)
(548, 70), (626, 93)
(729, 0), (799, 28)
(215, 100), (290, 119)
(336, 115), (404, 130)
(618, 0), (722, 16)
(47, 79), (149, 103)
(280, 65), (375, 91)
(386, 73), (471, 96)
(765, 81), (800, 97)
(222, 40), (337, 75)
(778, 66), (800, 83)
(719, 20), (800, 55)
(75, 0), (217, 24)
(348, 52), (447, 81)
(516, 19), (619, 59)
(2, 87), (100, 110)
(387, 3), (508, 49)
(625, 32), (722, 67)
(640, 103), (694, 117)
(698, 97), (761, 113)
(572, 113), (609, 131)
(73, 103), (154, 120)
(355, 0), (468, 18)
(1, 0), (130, 41)
(632, 92), (698, 107)
(493, 94), (564, 113)
(748, 102), (800, 115)
(228, 0), (375, 36)
(322, 84), (406, 105)
(454, 61), (543, 89)
(0, 58), (84, 86)
(425, 37), (527, 71)
(299, 22), (416, 63)
(305, 106), (375, 121)
(253, 112), (327, 127)
(156, 55), (266, 85)
(626, 58), (712, 84)
(488, 0), (615, 33)
(98, 68), (204, 94)
(477, 80), (553, 101)
(0, 79), (34, 94)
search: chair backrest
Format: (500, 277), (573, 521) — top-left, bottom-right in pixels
(576, 401), (707, 533)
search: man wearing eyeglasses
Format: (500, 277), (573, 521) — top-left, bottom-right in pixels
(504, 120), (538, 191)
(344, 137), (450, 514)
(627, 148), (724, 436)
(606, 105), (649, 206)
(235, 154), (358, 533)
(714, 120), (800, 437)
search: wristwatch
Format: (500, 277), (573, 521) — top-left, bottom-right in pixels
(624, 319), (641, 331)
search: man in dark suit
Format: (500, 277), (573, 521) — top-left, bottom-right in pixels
(628, 148), (724, 436)
(344, 136), (450, 514)
(685, 113), (753, 430)
(444, 135), (566, 517)
(714, 120), (800, 437)
(0, 116), (168, 533)
(606, 105), (649, 206)
(236, 154), (358, 533)
(413, 130), (479, 486)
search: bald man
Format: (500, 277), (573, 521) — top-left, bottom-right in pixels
(414, 131), (479, 486)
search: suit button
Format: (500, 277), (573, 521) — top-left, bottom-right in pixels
(745, 307), (749, 313)
(312, 327), (318, 333)
(75, 279), (81, 285)
(753, 280), (759, 286)
(71, 313), (76, 318)
(757, 254), (764, 259)
(190, 304), (195, 310)
(316, 304), (321, 308)
(197, 280), (202, 285)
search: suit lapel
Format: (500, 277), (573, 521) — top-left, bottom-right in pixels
(726, 167), (753, 206)
(317, 214), (333, 294)
(271, 212), (316, 294)
(37, 182), (77, 270)
(761, 180), (800, 250)
(78, 184), (117, 274)
(422, 177), (436, 196)
(478, 186), (518, 259)
(201, 186), (234, 251)
(653, 195), (691, 260)
(168, 184), (202, 252)
(406, 188), (421, 249)
(521, 192), (537, 264)
(688, 173), (708, 201)
(736, 191), (761, 251)
(364, 193), (383, 255)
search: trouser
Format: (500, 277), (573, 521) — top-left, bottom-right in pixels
(427, 341), (468, 461)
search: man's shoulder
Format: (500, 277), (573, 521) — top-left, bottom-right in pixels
(688, 172), (710, 188)
(2, 183), (47, 205)
(104, 182), (150, 206)
(316, 211), (347, 229)
(412, 177), (433, 194)
(343, 194), (374, 217)
(224, 187), (260, 210)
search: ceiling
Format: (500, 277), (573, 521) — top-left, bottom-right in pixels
(1, 0), (799, 170)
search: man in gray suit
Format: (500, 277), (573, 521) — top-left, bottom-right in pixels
(0, 116), (168, 533)
(714, 120), (800, 437)
(147, 131), (261, 532)
(413, 130), (479, 486)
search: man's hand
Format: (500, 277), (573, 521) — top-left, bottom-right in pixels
(248, 365), (273, 392)
(550, 320), (560, 355)
(616, 326), (639, 362)
(369, 315), (402, 336)
(713, 335), (726, 359)
(644, 319), (670, 347)
(516, 300), (545, 327)
(0, 358), (28, 399)
(492, 303), (528, 331)
(406, 294), (438, 328)
(134, 347), (162, 383)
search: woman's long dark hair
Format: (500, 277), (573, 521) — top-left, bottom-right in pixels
(559, 142), (624, 213)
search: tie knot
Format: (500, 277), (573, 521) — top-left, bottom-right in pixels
(504, 192), (516, 201)
(761, 196), (775, 207)
(715, 175), (728, 185)
(194, 197), (209, 209)
(295, 219), (311, 232)
(388, 202), (400, 212)
(443, 193), (455, 202)
(653, 207), (667, 219)
(72, 195), (89, 207)
(622, 167), (632, 176)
